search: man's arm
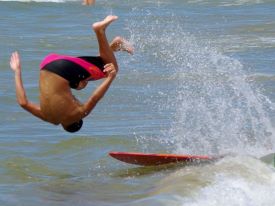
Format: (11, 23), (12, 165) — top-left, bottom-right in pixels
(81, 63), (117, 117)
(10, 52), (46, 121)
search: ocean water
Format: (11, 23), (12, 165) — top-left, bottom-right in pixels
(1, 0), (275, 205)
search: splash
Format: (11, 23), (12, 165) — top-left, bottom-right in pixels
(127, 9), (275, 156)
(167, 41), (274, 156)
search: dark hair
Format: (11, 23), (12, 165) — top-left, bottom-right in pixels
(64, 120), (83, 133)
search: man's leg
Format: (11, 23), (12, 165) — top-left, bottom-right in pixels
(93, 15), (119, 71)
(82, 0), (95, 5)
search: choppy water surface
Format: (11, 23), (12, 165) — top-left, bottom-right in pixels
(1, 0), (275, 205)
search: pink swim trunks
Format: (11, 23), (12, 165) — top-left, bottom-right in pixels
(40, 53), (106, 88)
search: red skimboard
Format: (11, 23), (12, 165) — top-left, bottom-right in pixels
(109, 152), (213, 166)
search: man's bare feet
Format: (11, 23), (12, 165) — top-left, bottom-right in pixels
(92, 15), (118, 33)
(82, 0), (95, 6)
(110, 36), (134, 55)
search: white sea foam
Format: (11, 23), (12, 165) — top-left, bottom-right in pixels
(184, 158), (275, 206)
(143, 155), (275, 206)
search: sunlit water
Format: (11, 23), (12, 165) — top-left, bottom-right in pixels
(1, 0), (275, 205)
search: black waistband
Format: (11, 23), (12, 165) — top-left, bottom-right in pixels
(42, 59), (90, 89)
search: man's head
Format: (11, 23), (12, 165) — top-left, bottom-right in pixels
(75, 79), (89, 90)
(63, 120), (83, 133)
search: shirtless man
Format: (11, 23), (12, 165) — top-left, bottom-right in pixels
(10, 15), (133, 133)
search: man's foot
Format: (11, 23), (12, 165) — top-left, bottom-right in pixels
(82, 0), (95, 5)
(110, 36), (134, 55)
(93, 15), (118, 33)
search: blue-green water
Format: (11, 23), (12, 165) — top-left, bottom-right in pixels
(1, 0), (275, 205)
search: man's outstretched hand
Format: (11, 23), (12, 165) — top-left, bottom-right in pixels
(10, 51), (21, 73)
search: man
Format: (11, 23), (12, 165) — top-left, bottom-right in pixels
(82, 0), (95, 6)
(10, 15), (133, 133)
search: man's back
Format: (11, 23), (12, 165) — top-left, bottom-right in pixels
(39, 70), (81, 125)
